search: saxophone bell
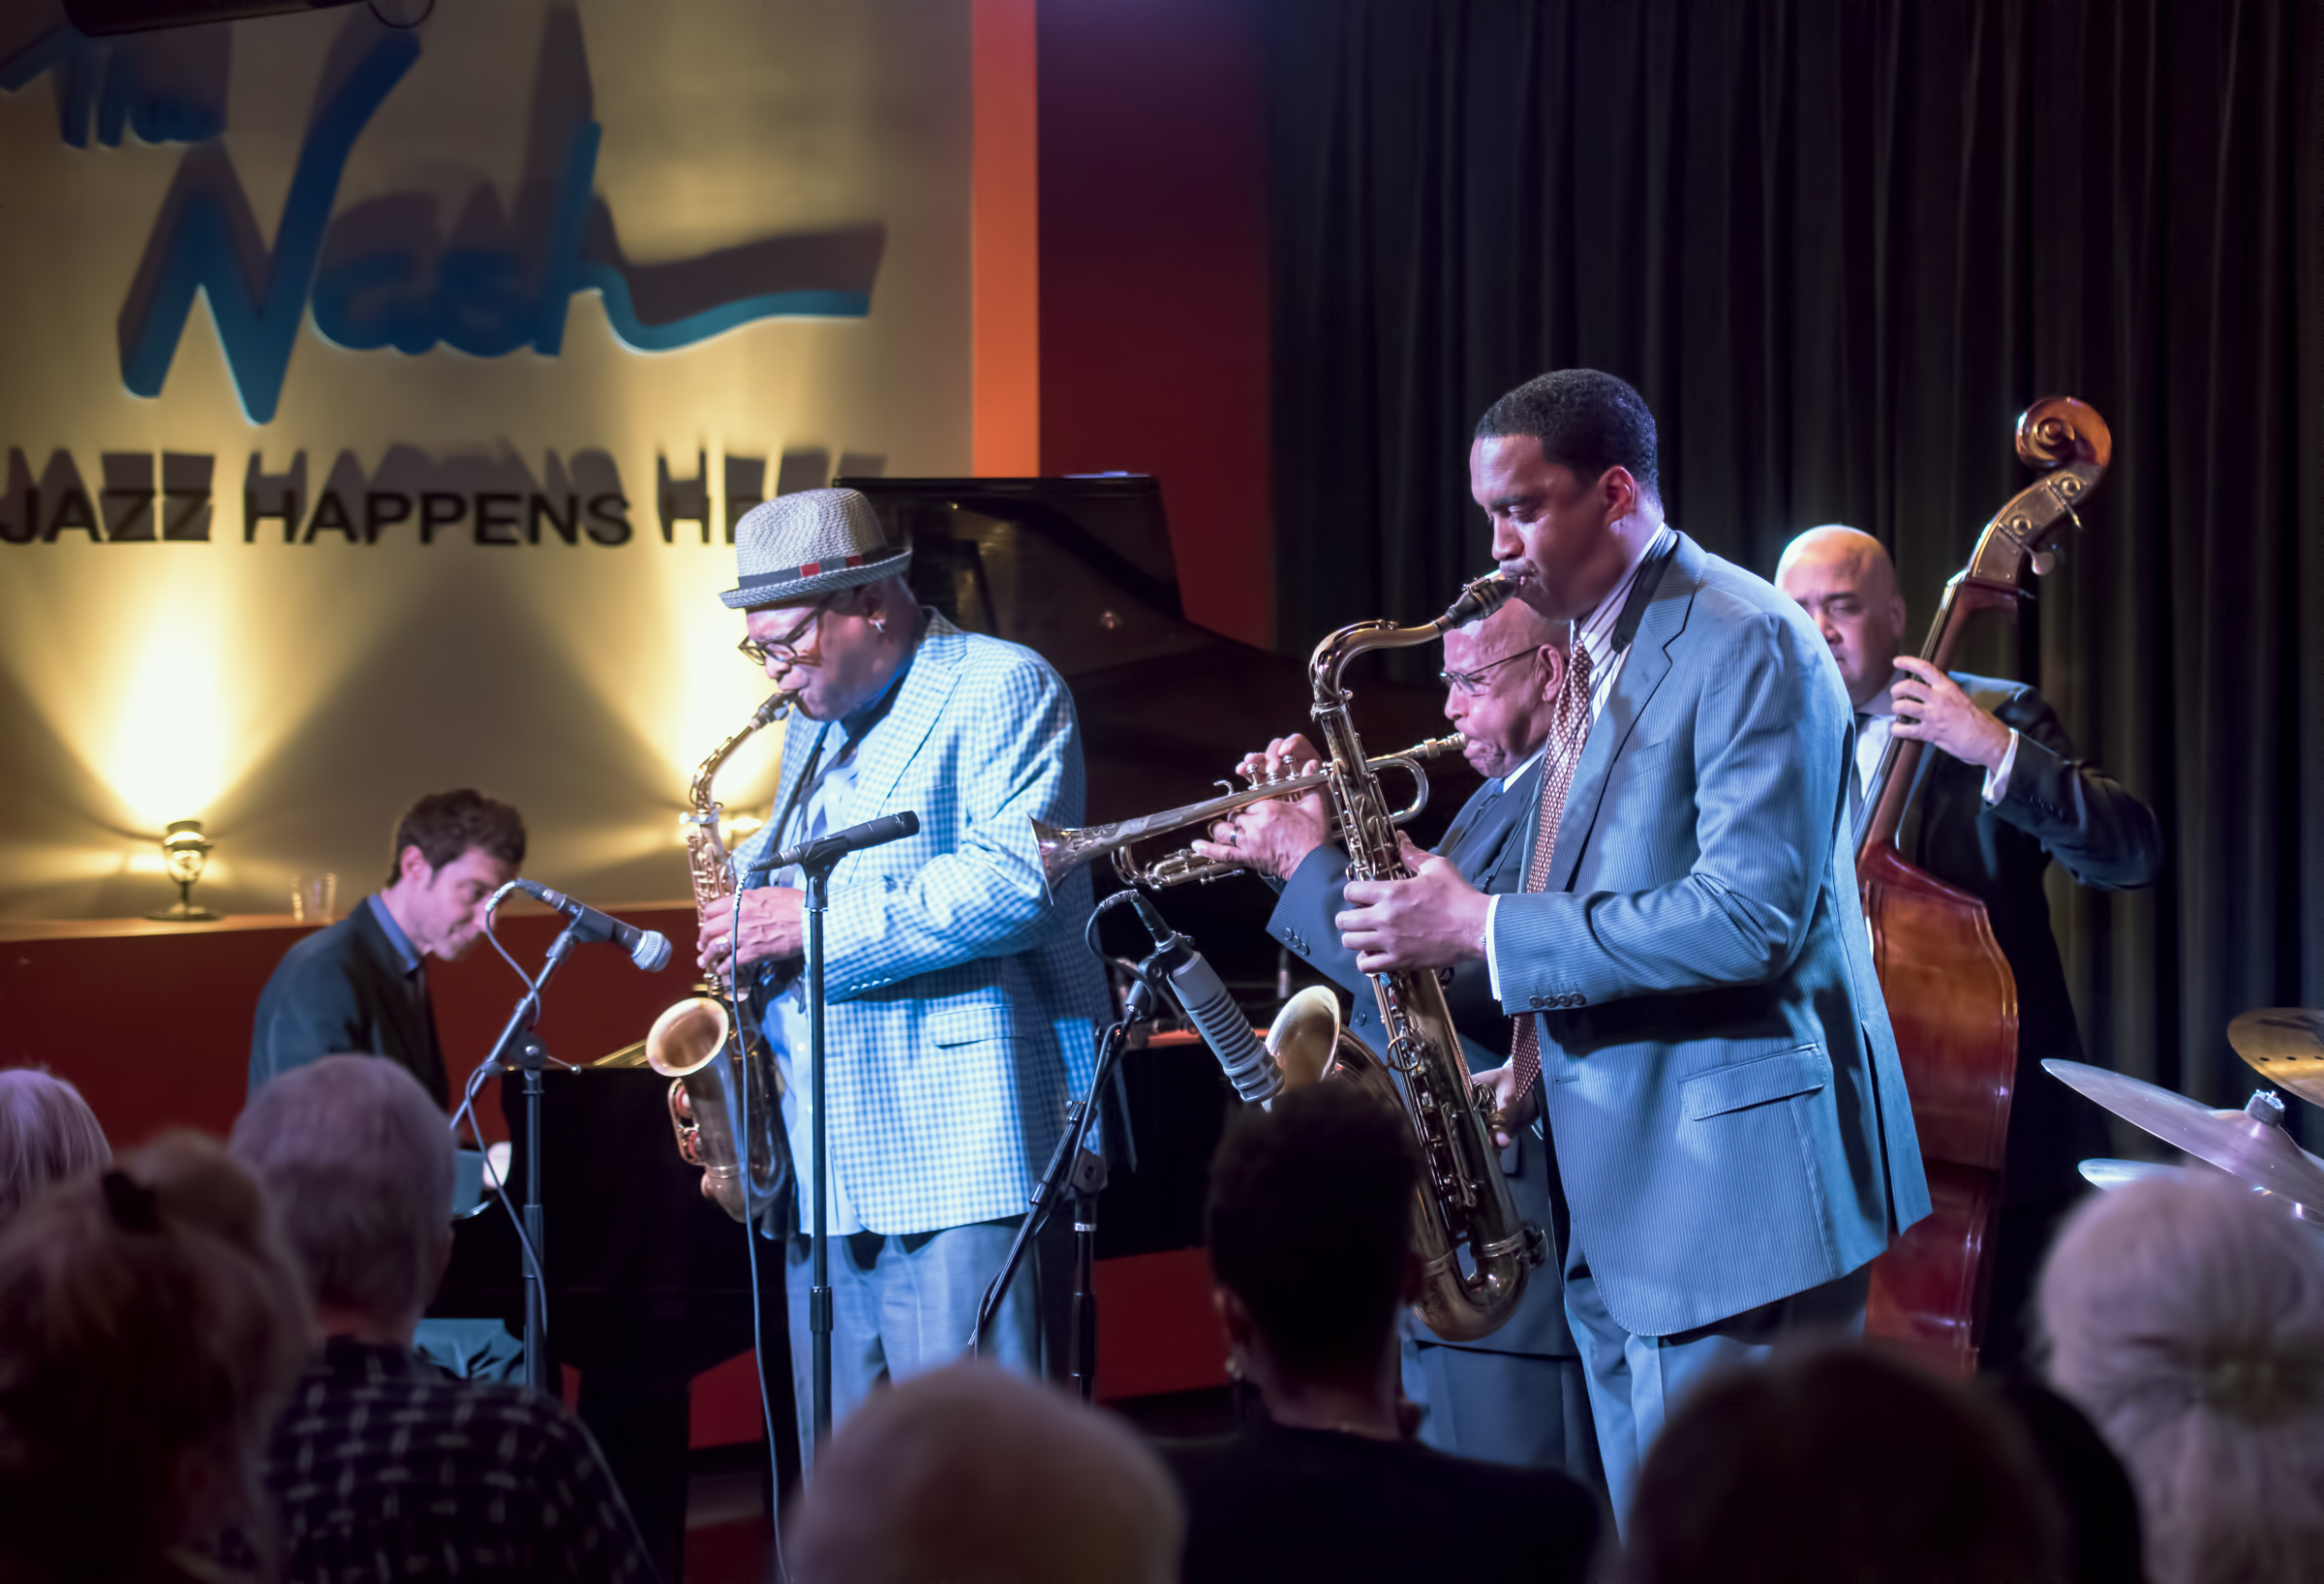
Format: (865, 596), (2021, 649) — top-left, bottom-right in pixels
(643, 687), (798, 1224)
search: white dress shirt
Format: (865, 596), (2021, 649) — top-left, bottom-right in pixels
(1852, 706), (2019, 820)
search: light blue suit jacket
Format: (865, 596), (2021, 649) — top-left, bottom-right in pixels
(733, 615), (1111, 1236)
(1493, 533), (1930, 1337)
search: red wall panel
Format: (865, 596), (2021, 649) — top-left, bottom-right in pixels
(1038, 0), (1272, 649)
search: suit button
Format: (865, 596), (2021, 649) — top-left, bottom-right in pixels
(1530, 995), (1546, 1010)
(1567, 994), (1584, 1009)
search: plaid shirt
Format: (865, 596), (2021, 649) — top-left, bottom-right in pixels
(263, 1338), (657, 1583)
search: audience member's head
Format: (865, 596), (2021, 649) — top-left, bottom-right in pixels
(230, 1054), (456, 1345)
(784, 1360), (1182, 1584)
(0, 1068), (109, 1226)
(1624, 1344), (2070, 1584)
(0, 1132), (308, 1583)
(1206, 1081), (1421, 1410)
(2041, 1173), (2324, 1584)
(1991, 1377), (2146, 1584)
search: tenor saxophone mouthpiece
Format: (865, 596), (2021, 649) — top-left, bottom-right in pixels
(1442, 572), (1518, 629)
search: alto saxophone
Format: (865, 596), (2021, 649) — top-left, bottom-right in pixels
(646, 689), (795, 1222)
(1299, 572), (1540, 1340)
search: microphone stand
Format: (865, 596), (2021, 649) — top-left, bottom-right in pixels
(479, 917), (581, 1391)
(803, 853), (836, 1449)
(970, 963), (1155, 1402)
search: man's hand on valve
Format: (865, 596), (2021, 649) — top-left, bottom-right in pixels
(1334, 833), (1490, 974)
(1888, 656), (2014, 773)
(1189, 734), (1334, 883)
(694, 885), (805, 978)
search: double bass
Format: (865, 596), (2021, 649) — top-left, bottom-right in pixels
(1859, 398), (2113, 1374)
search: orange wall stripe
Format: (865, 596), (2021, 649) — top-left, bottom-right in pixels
(971, 0), (1041, 476)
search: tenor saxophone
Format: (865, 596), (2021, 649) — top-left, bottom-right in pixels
(646, 689), (795, 1222)
(1300, 572), (1540, 1341)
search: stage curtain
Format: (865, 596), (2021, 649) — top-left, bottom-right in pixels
(1260, 0), (2324, 1118)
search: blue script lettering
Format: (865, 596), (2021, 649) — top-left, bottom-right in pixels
(76, 25), (879, 424)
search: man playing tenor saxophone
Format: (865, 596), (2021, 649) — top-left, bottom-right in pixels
(693, 489), (1110, 1463)
(1330, 371), (1928, 1528)
(1191, 599), (1599, 1485)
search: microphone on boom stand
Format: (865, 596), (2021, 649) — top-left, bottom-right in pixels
(1121, 892), (1282, 1105)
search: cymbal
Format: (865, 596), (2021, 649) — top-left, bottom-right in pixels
(2042, 1059), (2324, 1215)
(2076, 1157), (2192, 1194)
(2229, 1008), (2324, 1107)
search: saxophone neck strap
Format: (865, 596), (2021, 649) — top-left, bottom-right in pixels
(1608, 528), (1680, 655)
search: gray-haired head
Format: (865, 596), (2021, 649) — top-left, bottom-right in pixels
(785, 1359), (1183, 1584)
(2040, 1172), (2324, 1584)
(0, 1069), (109, 1227)
(229, 1055), (454, 1330)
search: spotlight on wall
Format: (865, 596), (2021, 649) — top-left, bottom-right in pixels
(148, 820), (218, 922)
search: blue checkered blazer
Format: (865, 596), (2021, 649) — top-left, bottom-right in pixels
(1493, 533), (1931, 1338)
(731, 616), (1110, 1235)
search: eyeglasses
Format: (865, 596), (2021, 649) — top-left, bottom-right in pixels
(738, 602), (829, 667)
(1437, 649), (1536, 696)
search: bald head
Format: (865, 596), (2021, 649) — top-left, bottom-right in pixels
(1776, 525), (1909, 709)
(785, 1362), (1182, 1584)
(1442, 598), (1571, 779)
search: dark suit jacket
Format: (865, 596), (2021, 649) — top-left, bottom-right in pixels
(249, 900), (446, 1107)
(1163, 1420), (1600, 1584)
(1266, 765), (1575, 1357)
(1890, 675), (2163, 1203)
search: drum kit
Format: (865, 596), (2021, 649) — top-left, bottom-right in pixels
(2058, 1008), (2324, 1217)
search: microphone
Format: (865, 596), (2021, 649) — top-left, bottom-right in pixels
(771, 810), (921, 871)
(1124, 893), (1280, 1104)
(511, 881), (672, 972)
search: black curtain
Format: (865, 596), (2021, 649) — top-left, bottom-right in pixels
(1262, 0), (2324, 1122)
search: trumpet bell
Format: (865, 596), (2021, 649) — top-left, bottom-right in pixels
(1268, 985), (1344, 1091)
(646, 996), (729, 1079)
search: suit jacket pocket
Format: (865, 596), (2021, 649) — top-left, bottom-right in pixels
(928, 1002), (1010, 1049)
(1604, 738), (1672, 793)
(1682, 1045), (1832, 1120)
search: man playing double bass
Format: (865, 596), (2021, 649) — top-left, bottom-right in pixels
(1776, 525), (2163, 1375)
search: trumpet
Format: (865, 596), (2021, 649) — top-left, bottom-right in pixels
(1032, 733), (1467, 891)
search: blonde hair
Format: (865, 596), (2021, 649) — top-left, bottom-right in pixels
(0, 1132), (309, 1583)
(0, 1069), (110, 1226)
(2040, 1173), (2324, 1584)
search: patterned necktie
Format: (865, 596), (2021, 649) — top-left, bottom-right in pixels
(1508, 640), (1597, 1104)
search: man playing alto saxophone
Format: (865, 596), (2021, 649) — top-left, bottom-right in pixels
(693, 489), (1110, 1464)
(1190, 598), (1599, 1485)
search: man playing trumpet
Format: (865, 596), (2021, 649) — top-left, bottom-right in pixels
(1188, 599), (1598, 1484)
